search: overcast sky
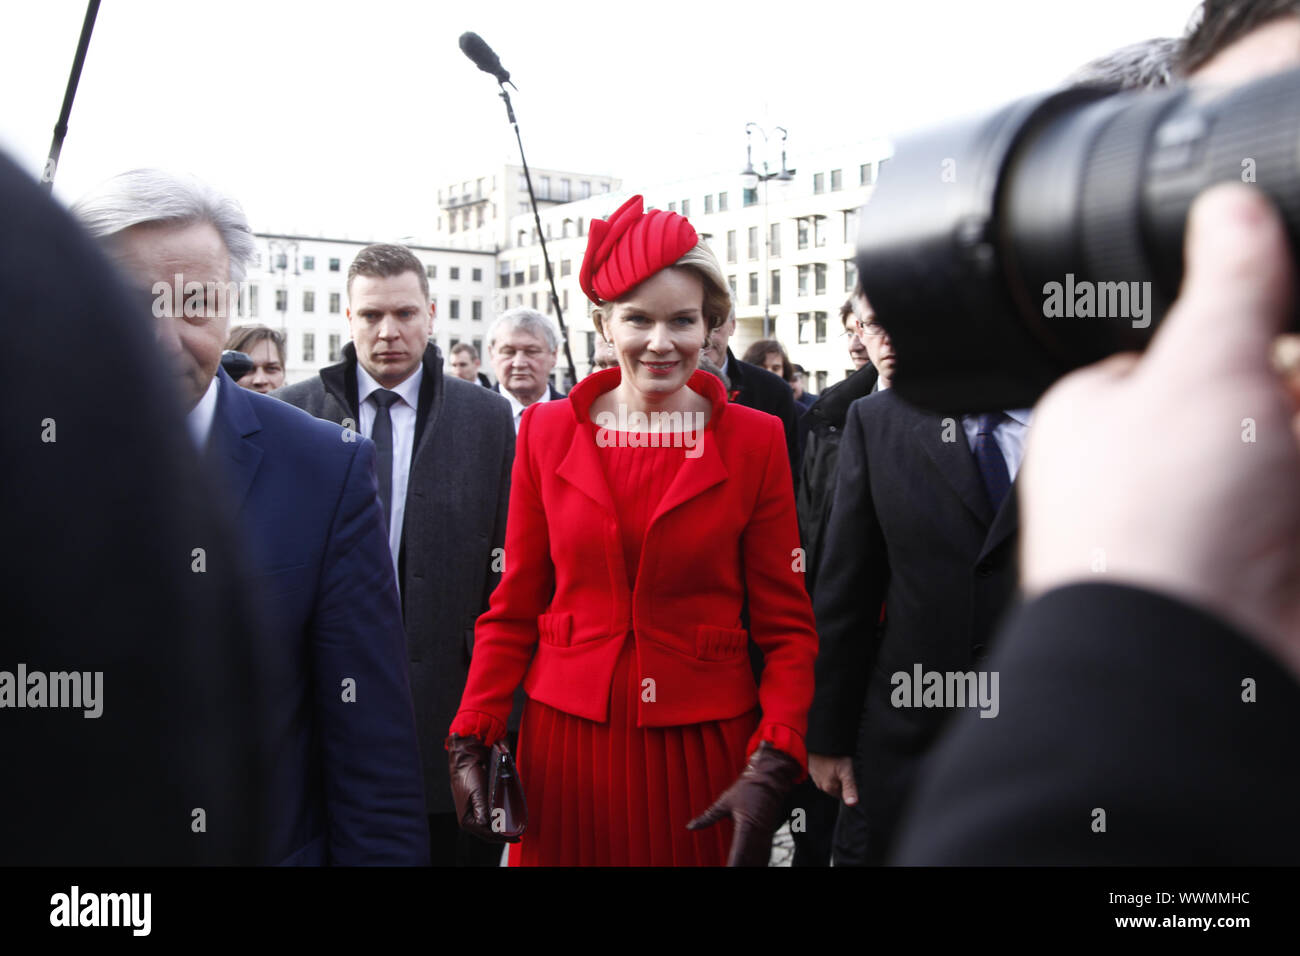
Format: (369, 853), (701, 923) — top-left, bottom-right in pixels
(2, 0), (1199, 239)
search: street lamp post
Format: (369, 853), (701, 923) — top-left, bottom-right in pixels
(741, 124), (794, 340)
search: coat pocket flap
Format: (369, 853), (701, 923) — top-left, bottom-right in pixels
(537, 611), (574, 647)
(695, 624), (749, 661)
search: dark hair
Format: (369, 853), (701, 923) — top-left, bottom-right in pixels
(840, 297), (857, 326)
(1068, 37), (1181, 89)
(742, 338), (793, 382)
(1179, 0), (1300, 74)
(450, 342), (480, 361)
(347, 243), (429, 300)
(225, 324), (286, 366)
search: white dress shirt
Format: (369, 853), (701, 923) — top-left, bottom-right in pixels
(356, 363), (422, 573)
(961, 408), (1033, 481)
(502, 384), (554, 434)
(187, 375), (220, 451)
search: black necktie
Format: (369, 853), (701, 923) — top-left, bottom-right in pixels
(370, 389), (399, 528)
(973, 411), (1011, 516)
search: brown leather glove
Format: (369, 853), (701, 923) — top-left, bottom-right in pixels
(686, 742), (803, 866)
(447, 734), (499, 842)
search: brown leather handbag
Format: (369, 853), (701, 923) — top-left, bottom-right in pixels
(487, 740), (527, 843)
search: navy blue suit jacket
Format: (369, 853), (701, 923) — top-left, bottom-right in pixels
(207, 369), (429, 865)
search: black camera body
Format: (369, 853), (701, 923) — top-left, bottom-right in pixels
(858, 66), (1300, 412)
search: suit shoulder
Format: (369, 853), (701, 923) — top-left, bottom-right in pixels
(246, 388), (361, 458)
(271, 377), (325, 410)
(445, 375), (511, 414)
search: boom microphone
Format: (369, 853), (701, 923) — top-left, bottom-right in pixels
(458, 32), (510, 85)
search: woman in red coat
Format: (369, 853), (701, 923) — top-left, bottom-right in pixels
(447, 195), (818, 866)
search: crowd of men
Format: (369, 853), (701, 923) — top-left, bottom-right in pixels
(4, 0), (1300, 866)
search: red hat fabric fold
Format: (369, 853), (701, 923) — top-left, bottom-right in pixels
(578, 195), (698, 304)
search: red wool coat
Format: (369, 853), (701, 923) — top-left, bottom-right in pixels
(449, 367), (818, 770)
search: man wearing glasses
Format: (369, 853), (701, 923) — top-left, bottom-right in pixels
(488, 308), (567, 433)
(807, 287), (1031, 865)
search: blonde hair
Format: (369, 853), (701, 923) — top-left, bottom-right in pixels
(591, 239), (732, 343)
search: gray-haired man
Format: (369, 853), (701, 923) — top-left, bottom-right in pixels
(72, 169), (429, 865)
(488, 307), (566, 431)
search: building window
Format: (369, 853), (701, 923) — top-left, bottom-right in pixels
(668, 202), (677, 213)
(814, 263), (827, 296)
(499, 269), (510, 289)
(718, 192), (729, 212)
(449, 215), (458, 234)
(815, 310), (828, 342)
(329, 258), (340, 272)
(601, 182), (611, 193)
(518, 172), (528, 192)
(560, 179), (571, 201)
(450, 267), (460, 280)
(843, 208), (859, 244)
(303, 291), (315, 312)
(797, 218), (809, 250)
(681, 199), (690, 218)
(463, 210), (471, 230)
(529, 264), (540, 283)
(770, 270), (781, 305)
(816, 370), (828, 392)
(450, 299), (460, 319)
(742, 188), (758, 207)
(578, 218), (585, 236)
(426, 264), (437, 279)
(747, 226), (758, 260)
(531, 292), (538, 310)
(860, 163), (874, 185)
(539, 176), (550, 199)
(476, 205), (486, 227)
(328, 333), (341, 362)
(302, 332), (315, 363)
(514, 270), (525, 286)
(748, 272), (759, 306)
(560, 259), (571, 277)
(580, 180), (591, 199)
(472, 337), (483, 356)
(472, 267), (483, 282)
(562, 290), (569, 310)
(275, 253), (288, 271)
(814, 215), (827, 248)
(797, 264), (810, 296)
(813, 172), (825, 194)
(770, 222), (781, 258)
(844, 258), (858, 293)
(831, 169), (842, 191)
(303, 255), (315, 271)
(329, 292), (340, 313)
(727, 275), (737, 296)
(726, 230), (737, 263)
(247, 285), (259, 318)
(704, 194), (714, 215)
(472, 299), (483, 321)
(798, 312), (812, 344)
(275, 289), (288, 312)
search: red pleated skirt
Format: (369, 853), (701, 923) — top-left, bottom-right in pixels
(508, 632), (758, 866)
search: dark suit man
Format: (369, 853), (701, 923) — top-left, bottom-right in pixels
(808, 384), (1031, 865)
(0, 152), (269, 865)
(701, 310), (799, 486)
(487, 307), (568, 433)
(276, 243), (515, 867)
(73, 171), (428, 865)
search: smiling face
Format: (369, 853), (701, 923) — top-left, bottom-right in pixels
(346, 270), (432, 388)
(602, 267), (707, 401)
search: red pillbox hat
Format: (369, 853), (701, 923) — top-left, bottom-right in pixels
(578, 194), (698, 305)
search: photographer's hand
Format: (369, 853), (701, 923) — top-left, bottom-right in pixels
(1021, 183), (1300, 680)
